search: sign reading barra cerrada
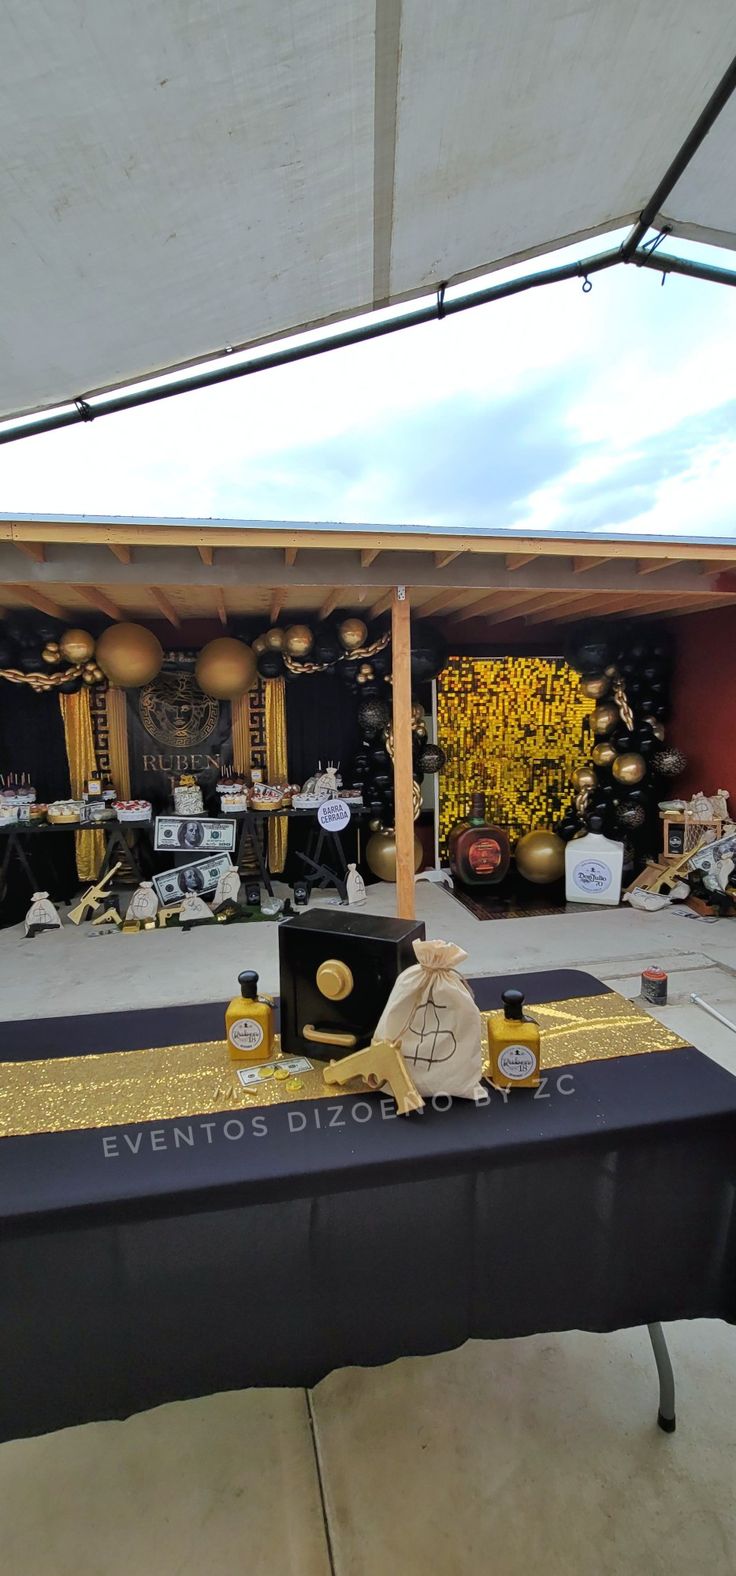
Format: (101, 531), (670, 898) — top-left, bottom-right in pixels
(127, 664), (233, 811)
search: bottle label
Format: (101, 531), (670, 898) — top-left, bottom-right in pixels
(498, 1043), (538, 1080)
(573, 858), (612, 894)
(468, 837), (502, 876)
(228, 1017), (264, 1053)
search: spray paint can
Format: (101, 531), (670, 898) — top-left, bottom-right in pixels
(641, 966), (668, 1006)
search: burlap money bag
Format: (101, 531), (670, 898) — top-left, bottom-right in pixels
(374, 939), (484, 1100)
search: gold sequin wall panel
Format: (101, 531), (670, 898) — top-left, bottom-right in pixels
(437, 656), (594, 853)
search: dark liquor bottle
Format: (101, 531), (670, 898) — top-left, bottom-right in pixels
(448, 791), (510, 886)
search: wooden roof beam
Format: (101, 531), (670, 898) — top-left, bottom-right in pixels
(369, 590), (393, 619)
(636, 558), (676, 575)
(434, 550), (464, 570)
(361, 548), (381, 568)
(149, 588), (181, 628)
(197, 545), (214, 566)
(15, 542), (45, 564)
(284, 546), (298, 567)
(572, 556), (612, 573)
(319, 588), (340, 621)
(505, 553), (539, 571)
(447, 589), (540, 624)
(2, 584), (66, 619)
(270, 589), (284, 622)
(108, 544), (132, 564)
(76, 586), (124, 620)
(416, 588), (479, 618)
(215, 590), (227, 627)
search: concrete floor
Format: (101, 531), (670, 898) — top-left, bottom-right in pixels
(1, 883), (736, 1574)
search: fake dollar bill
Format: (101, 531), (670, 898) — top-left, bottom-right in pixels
(152, 852), (234, 905)
(688, 830), (736, 893)
(154, 816), (236, 853)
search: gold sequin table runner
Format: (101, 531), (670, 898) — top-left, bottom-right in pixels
(0, 991), (689, 1139)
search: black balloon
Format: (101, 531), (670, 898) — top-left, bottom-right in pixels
(256, 650), (285, 679)
(357, 697), (391, 734)
(567, 626), (613, 674)
(418, 742), (446, 773)
(369, 746), (389, 767)
(312, 632), (342, 666)
(370, 770), (392, 792)
(58, 676), (83, 693)
(0, 639), (15, 667)
(20, 650), (44, 673)
(410, 622), (448, 683)
(557, 818), (580, 843)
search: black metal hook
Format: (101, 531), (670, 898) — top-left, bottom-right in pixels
(74, 399), (95, 422)
(581, 274), (592, 294)
(437, 282), (447, 319)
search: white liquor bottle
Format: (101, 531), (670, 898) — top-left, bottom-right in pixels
(565, 815), (623, 906)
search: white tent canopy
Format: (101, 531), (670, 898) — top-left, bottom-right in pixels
(1, 0), (735, 427)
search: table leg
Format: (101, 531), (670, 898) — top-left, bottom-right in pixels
(236, 814), (274, 897)
(11, 832), (40, 900)
(647, 1321), (676, 1432)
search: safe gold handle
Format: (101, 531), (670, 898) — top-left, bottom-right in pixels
(303, 1024), (357, 1049)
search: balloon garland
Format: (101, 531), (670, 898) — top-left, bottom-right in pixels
(0, 615), (166, 694)
(560, 623), (686, 854)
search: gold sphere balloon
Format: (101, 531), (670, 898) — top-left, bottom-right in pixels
(264, 627), (285, 651)
(285, 624), (314, 659)
(369, 817), (383, 833)
(571, 762), (597, 792)
(45, 640), (60, 654)
(591, 701), (619, 735)
(644, 715), (666, 741)
(42, 645), (62, 666)
(592, 741), (616, 768)
(338, 617), (367, 651)
(82, 670), (98, 686)
(252, 635), (268, 654)
(580, 672), (611, 700)
(59, 627), (95, 664)
(365, 829), (423, 882)
(514, 829), (565, 885)
(195, 637), (257, 700)
(612, 751), (647, 785)
(91, 665), (104, 682)
(95, 622), (163, 688)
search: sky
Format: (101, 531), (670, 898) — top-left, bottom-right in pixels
(1, 232), (735, 539)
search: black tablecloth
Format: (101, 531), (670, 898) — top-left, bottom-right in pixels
(1, 969), (735, 1442)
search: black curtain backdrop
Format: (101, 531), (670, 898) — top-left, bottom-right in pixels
(0, 685), (77, 923)
(286, 671), (361, 785)
(284, 672), (363, 881)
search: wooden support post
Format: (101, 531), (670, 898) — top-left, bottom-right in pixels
(391, 587), (415, 920)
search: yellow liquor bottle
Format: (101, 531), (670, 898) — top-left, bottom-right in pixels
(486, 988), (540, 1089)
(225, 970), (274, 1062)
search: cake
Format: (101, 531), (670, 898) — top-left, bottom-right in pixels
(0, 803), (19, 824)
(47, 800), (84, 824)
(115, 800), (152, 822)
(250, 784), (288, 811)
(174, 775), (204, 815)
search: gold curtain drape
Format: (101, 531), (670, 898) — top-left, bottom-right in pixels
(265, 678), (288, 873)
(59, 690), (105, 881)
(105, 686), (131, 799)
(231, 692), (252, 776)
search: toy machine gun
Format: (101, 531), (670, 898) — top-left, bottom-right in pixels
(322, 1038), (424, 1116)
(68, 862), (123, 925)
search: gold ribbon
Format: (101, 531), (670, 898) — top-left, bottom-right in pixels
(104, 686), (131, 799)
(265, 677), (288, 872)
(59, 690), (105, 880)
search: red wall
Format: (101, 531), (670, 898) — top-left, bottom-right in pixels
(667, 607), (736, 800)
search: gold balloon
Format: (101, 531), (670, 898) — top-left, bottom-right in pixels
(264, 627), (285, 651)
(82, 670), (98, 686)
(252, 635), (268, 654)
(45, 640), (60, 654)
(571, 762), (597, 792)
(644, 715), (666, 741)
(284, 624), (314, 659)
(42, 645), (62, 666)
(60, 627), (95, 664)
(195, 637), (257, 700)
(411, 701), (425, 723)
(514, 829), (565, 885)
(580, 672), (611, 700)
(95, 622), (163, 687)
(612, 751), (647, 785)
(591, 701), (619, 735)
(365, 829), (423, 882)
(592, 741), (616, 768)
(369, 817), (383, 832)
(338, 617), (367, 651)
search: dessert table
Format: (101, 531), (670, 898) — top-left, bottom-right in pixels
(1, 968), (735, 1443)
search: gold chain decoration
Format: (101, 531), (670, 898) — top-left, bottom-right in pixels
(0, 663), (86, 693)
(281, 629), (391, 676)
(575, 786), (592, 819)
(612, 673), (634, 730)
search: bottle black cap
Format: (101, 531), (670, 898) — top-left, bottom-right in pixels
(238, 970), (259, 998)
(589, 815), (604, 833)
(502, 988), (525, 1020)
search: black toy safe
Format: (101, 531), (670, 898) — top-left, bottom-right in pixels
(279, 909), (425, 1058)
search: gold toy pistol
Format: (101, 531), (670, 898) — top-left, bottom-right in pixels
(322, 1039), (424, 1115)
